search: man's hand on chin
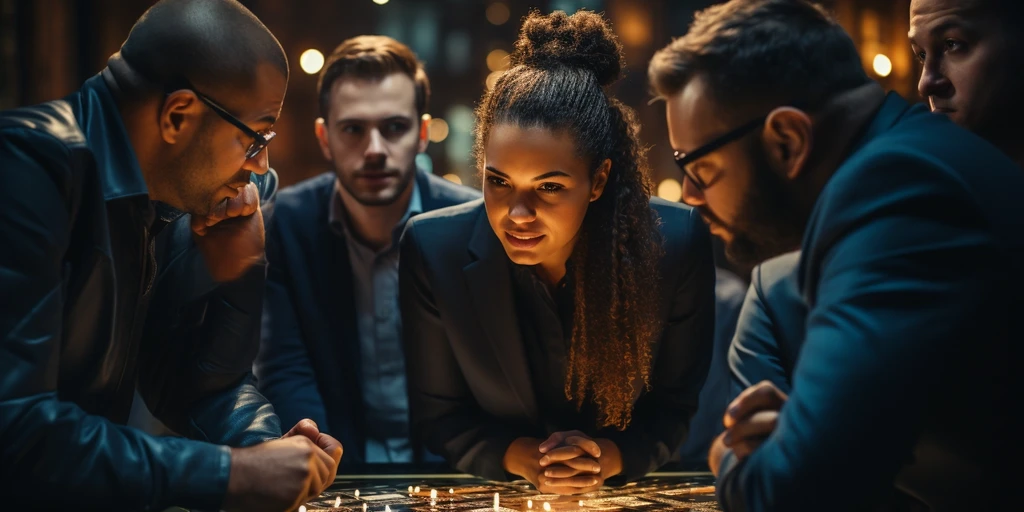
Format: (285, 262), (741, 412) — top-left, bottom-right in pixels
(192, 182), (265, 282)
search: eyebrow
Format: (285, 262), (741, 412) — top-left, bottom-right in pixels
(335, 115), (413, 125)
(909, 18), (972, 45)
(485, 166), (572, 181)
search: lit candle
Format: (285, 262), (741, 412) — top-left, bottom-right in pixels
(449, 488), (454, 494)
(493, 492), (499, 509)
(430, 489), (438, 499)
(527, 499), (533, 509)
(298, 507), (306, 512)
(415, 486), (421, 493)
(354, 489), (360, 499)
(335, 496), (342, 508)
(578, 500), (584, 507)
(543, 502), (551, 511)
(408, 486), (414, 493)
(362, 504), (367, 512)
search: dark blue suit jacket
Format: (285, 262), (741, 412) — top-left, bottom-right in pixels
(727, 251), (804, 397)
(678, 267), (747, 466)
(717, 94), (1019, 511)
(255, 169), (479, 464)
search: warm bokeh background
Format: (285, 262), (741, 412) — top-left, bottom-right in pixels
(0, 0), (919, 276)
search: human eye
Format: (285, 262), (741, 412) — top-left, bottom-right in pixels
(485, 175), (509, 188)
(911, 46), (926, 62)
(538, 182), (565, 193)
(341, 124), (363, 135)
(384, 121), (411, 136)
(944, 38), (966, 53)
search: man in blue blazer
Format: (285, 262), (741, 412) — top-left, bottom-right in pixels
(255, 36), (479, 466)
(649, 0), (1018, 509)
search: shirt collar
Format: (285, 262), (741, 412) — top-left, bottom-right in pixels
(329, 170), (423, 250)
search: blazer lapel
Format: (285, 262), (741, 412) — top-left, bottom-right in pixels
(462, 212), (538, 421)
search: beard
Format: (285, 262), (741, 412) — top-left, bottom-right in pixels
(166, 118), (219, 217)
(700, 146), (807, 269)
(335, 159), (417, 207)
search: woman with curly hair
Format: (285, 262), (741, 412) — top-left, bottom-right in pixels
(399, 9), (715, 494)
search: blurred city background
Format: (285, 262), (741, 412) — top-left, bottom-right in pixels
(0, 0), (917, 275)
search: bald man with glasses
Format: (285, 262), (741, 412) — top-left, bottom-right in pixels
(0, 1), (341, 511)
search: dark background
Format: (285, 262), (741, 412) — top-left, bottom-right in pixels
(0, 0), (919, 276)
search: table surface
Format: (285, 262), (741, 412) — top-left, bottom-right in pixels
(301, 468), (720, 511)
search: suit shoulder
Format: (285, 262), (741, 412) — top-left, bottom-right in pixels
(649, 197), (709, 257)
(752, 251), (801, 299)
(0, 99), (86, 150)
(422, 171), (481, 208)
(406, 198), (483, 236)
(274, 172), (334, 220)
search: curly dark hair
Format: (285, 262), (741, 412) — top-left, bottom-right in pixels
(473, 9), (664, 430)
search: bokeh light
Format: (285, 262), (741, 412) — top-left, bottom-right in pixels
(872, 54), (892, 77)
(486, 49), (509, 72)
(486, 2), (510, 25)
(428, 118), (450, 143)
(299, 49), (324, 75)
(657, 178), (683, 202)
(442, 173), (463, 185)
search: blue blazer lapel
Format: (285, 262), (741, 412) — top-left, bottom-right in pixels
(462, 211), (538, 421)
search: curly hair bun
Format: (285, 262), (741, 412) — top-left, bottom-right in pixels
(511, 9), (624, 87)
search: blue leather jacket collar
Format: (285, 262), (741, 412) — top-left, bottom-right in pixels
(74, 71), (149, 202)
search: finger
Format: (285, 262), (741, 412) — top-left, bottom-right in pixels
(239, 182), (260, 216)
(539, 445), (585, 466)
(190, 214), (209, 236)
(542, 464), (583, 479)
(542, 474), (601, 489)
(207, 197), (229, 225)
(731, 437), (768, 460)
(284, 419), (320, 440)
(724, 411), (778, 447)
(725, 380), (788, 427)
(543, 458), (599, 478)
(317, 433), (344, 467)
(538, 432), (567, 453)
(564, 436), (601, 458)
(308, 448), (333, 497)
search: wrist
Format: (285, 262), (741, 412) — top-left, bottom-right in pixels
(595, 439), (623, 479)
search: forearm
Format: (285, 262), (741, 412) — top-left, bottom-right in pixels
(188, 376), (282, 447)
(1, 393), (231, 511)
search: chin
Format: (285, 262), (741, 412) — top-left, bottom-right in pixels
(502, 246), (545, 266)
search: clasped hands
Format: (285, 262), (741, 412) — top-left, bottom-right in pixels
(709, 380), (788, 476)
(504, 430), (622, 495)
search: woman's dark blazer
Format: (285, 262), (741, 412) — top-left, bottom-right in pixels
(398, 197), (716, 482)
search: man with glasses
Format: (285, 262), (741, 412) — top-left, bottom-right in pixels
(649, 0), (1018, 510)
(0, 1), (341, 511)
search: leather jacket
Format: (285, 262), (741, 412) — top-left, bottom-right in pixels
(0, 69), (281, 510)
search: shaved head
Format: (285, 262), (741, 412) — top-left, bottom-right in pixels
(115, 0), (287, 95)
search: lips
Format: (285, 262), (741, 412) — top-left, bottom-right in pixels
(504, 231), (545, 249)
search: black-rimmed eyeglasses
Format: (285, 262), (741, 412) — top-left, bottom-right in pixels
(172, 80), (276, 160)
(672, 114), (767, 191)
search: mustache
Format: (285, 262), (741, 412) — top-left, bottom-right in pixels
(696, 205), (731, 231)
